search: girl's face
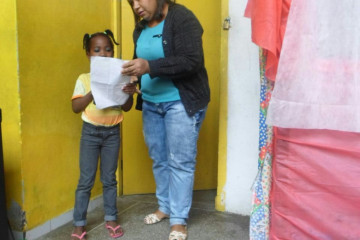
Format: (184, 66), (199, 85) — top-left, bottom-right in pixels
(86, 35), (114, 59)
(131, 0), (158, 22)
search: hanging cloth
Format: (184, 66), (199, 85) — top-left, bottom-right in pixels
(267, 0), (360, 132)
(244, 0), (292, 81)
(270, 128), (360, 239)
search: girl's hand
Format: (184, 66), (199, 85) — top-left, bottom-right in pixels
(122, 58), (150, 76)
(122, 77), (141, 95)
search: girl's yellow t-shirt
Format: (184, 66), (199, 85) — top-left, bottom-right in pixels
(72, 73), (124, 126)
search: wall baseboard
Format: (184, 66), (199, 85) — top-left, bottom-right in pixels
(12, 195), (103, 240)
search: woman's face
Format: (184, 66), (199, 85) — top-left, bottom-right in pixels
(131, 0), (158, 21)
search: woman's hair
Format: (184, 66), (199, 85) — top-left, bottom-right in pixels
(83, 29), (120, 52)
(127, 0), (176, 28)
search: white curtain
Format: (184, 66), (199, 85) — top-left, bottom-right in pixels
(267, 0), (360, 132)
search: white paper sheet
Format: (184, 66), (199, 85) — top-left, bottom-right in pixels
(90, 56), (130, 109)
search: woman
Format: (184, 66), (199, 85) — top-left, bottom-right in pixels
(122, 0), (210, 239)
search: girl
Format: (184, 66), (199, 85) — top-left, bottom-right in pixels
(71, 29), (136, 240)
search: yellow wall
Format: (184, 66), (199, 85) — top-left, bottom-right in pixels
(121, 1), (157, 195)
(13, 0), (116, 230)
(0, 0), (24, 231)
(1, 0), (227, 232)
(181, 0), (221, 189)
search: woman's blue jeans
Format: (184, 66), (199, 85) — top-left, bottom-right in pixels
(142, 100), (207, 226)
(73, 122), (120, 226)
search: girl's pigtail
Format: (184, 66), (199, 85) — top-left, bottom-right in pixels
(83, 33), (91, 51)
(104, 29), (120, 46)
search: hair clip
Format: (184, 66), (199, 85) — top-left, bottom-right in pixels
(89, 34), (92, 38)
(104, 31), (107, 35)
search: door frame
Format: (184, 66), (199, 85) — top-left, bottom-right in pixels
(115, 1), (229, 213)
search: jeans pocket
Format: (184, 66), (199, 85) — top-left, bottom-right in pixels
(81, 123), (96, 140)
(193, 107), (207, 129)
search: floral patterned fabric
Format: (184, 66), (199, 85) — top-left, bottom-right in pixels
(250, 49), (274, 240)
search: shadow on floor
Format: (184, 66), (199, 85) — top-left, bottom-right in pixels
(35, 190), (249, 240)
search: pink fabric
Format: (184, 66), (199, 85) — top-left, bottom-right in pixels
(270, 128), (360, 239)
(244, 0), (291, 81)
(266, 0), (360, 132)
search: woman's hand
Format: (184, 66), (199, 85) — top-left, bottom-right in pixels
(122, 58), (150, 76)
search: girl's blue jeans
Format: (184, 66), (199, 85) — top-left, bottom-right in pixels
(73, 121), (120, 226)
(142, 100), (207, 226)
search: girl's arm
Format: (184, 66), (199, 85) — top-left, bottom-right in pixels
(121, 95), (133, 112)
(72, 91), (93, 113)
(121, 81), (139, 112)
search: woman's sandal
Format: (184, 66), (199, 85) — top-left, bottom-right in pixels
(169, 230), (187, 240)
(105, 224), (124, 238)
(144, 213), (168, 224)
(71, 231), (87, 240)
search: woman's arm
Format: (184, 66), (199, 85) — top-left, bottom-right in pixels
(148, 6), (205, 79)
(122, 6), (204, 80)
(72, 91), (93, 113)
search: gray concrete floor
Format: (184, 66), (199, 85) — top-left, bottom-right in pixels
(35, 190), (249, 240)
